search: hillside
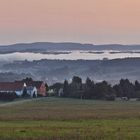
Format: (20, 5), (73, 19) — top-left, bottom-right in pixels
(2, 58), (140, 84)
(0, 42), (140, 53)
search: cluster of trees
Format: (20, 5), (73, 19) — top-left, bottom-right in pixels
(0, 92), (17, 101)
(50, 76), (140, 100)
(113, 79), (140, 99)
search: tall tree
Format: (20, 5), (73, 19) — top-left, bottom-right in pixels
(72, 76), (82, 84)
(86, 77), (93, 89)
(63, 80), (69, 97)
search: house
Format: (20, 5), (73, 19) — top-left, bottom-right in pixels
(26, 86), (37, 98)
(15, 78), (47, 96)
(27, 81), (46, 96)
(0, 82), (37, 98)
(121, 97), (129, 101)
(0, 78), (47, 98)
(0, 82), (23, 96)
(58, 88), (63, 97)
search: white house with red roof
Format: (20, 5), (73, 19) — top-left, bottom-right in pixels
(0, 78), (47, 98)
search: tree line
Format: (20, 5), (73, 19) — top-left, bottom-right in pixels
(50, 76), (140, 100)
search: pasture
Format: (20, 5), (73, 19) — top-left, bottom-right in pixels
(0, 97), (140, 140)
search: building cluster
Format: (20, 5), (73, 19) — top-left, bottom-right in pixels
(0, 78), (47, 98)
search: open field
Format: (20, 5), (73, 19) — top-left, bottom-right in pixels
(0, 97), (140, 139)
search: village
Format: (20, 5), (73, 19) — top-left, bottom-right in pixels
(1, 76), (140, 102)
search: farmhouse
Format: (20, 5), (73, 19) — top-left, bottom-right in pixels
(15, 78), (47, 96)
(0, 78), (47, 98)
(0, 82), (23, 96)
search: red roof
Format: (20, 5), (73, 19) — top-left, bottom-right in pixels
(0, 79), (44, 92)
(15, 81), (44, 89)
(0, 82), (23, 91)
(26, 81), (43, 89)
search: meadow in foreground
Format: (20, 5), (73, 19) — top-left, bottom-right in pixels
(0, 98), (140, 140)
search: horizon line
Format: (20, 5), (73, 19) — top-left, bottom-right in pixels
(0, 41), (140, 46)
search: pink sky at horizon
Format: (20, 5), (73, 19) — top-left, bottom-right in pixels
(0, 0), (140, 45)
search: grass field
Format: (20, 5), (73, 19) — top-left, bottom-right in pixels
(0, 97), (140, 140)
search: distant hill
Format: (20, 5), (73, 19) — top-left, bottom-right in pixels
(0, 42), (140, 53)
(2, 58), (140, 84)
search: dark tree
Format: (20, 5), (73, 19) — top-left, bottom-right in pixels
(72, 76), (82, 84)
(93, 81), (115, 100)
(63, 80), (69, 97)
(114, 79), (135, 99)
(45, 83), (49, 96)
(135, 80), (140, 91)
(22, 87), (29, 98)
(134, 80), (140, 98)
(50, 83), (63, 96)
(86, 77), (93, 89)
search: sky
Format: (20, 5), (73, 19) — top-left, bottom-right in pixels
(0, 0), (140, 45)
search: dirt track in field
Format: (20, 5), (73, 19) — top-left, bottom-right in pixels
(0, 98), (42, 107)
